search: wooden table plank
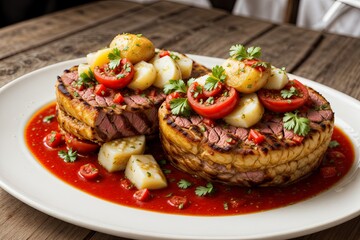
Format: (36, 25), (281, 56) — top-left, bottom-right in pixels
(293, 33), (360, 99)
(0, 1), (142, 60)
(163, 14), (274, 58)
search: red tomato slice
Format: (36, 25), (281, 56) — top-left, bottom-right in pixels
(257, 80), (309, 113)
(78, 163), (99, 180)
(248, 129), (265, 144)
(203, 82), (223, 98)
(133, 188), (151, 202)
(94, 83), (108, 96)
(120, 178), (134, 190)
(44, 131), (64, 148)
(64, 133), (100, 154)
(187, 83), (239, 119)
(94, 58), (134, 89)
(167, 196), (188, 209)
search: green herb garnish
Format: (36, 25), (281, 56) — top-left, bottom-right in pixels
(329, 140), (340, 148)
(170, 98), (191, 117)
(108, 48), (122, 69)
(163, 79), (188, 94)
(77, 68), (96, 88)
(177, 179), (192, 189)
(195, 182), (215, 196)
(281, 86), (298, 99)
(43, 115), (55, 123)
(204, 65), (226, 91)
(58, 148), (77, 162)
(283, 112), (310, 136)
(229, 44), (262, 61)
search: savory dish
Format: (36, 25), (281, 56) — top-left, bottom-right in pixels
(25, 33), (354, 215)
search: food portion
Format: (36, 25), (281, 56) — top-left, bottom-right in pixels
(27, 33), (353, 215)
(159, 45), (335, 187)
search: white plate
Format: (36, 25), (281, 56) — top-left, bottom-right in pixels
(0, 55), (359, 240)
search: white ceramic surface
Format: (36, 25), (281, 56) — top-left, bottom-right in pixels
(0, 55), (359, 240)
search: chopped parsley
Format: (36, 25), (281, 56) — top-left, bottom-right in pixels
(77, 69), (96, 88)
(195, 182), (215, 196)
(177, 179), (192, 189)
(43, 115), (55, 123)
(169, 98), (191, 117)
(170, 52), (180, 61)
(283, 112), (310, 136)
(281, 86), (298, 99)
(204, 65), (226, 91)
(223, 202), (229, 210)
(229, 44), (262, 61)
(58, 149), (77, 162)
(163, 79), (188, 94)
(329, 140), (340, 148)
(108, 48), (122, 69)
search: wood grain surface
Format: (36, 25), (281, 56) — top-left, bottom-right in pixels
(0, 1), (359, 239)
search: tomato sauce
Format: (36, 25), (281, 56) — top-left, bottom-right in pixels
(25, 103), (355, 216)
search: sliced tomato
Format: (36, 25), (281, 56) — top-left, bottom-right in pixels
(113, 92), (124, 104)
(94, 58), (134, 89)
(64, 133), (100, 154)
(44, 131), (64, 148)
(167, 196), (188, 209)
(133, 188), (151, 202)
(187, 83), (239, 119)
(248, 129), (265, 144)
(258, 80), (309, 113)
(159, 50), (171, 58)
(78, 163), (99, 180)
(94, 83), (108, 96)
(165, 92), (182, 110)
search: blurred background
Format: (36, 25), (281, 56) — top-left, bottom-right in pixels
(0, 0), (359, 37)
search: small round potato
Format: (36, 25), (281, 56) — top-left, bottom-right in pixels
(222, 58), (270, 93)
(109, 33), (155, 64)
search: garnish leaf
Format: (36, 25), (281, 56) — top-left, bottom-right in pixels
(170, 98), (191, 117)
(177, 179), (192, 189)
(281, 86), (298, 99)
(283, 112), (310, 136)
(77, 68), (96, 88)
(108, 48), (122, 69)
(229, 44), (262, 61)
(163, 79), (188, 94)
(204, 65), (226, 91)
(329, 140), (340, 148)
(58, 149), (77, 162)
(195, 182), (215, 196)
(43, 115), (55, 123)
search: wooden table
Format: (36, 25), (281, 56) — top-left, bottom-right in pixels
(0, 1), (359, 239)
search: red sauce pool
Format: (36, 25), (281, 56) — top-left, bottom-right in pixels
(25, 103), (355, 216)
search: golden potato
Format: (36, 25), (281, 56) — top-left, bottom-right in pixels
(109, 33), (155, 64)
(222, 58), (270, 93)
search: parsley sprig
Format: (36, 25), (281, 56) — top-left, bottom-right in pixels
(281, 86), (298, 99)
(170, 98), (191, 117)
(108, 48), (121, 69)
(76, 69), (96, 88)
(58, 149), (77, 162)
(283, 112), (310, 136)
(195, 182), (215, 196)
(204, 65), (226, 91)
(177, 179), (192, 189)
(164, 79), (188, 94)
(229, 44), (262, 61)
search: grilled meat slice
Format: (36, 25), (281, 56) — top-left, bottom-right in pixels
(56, 61), (211, 143)
(159, 87), (334, 187)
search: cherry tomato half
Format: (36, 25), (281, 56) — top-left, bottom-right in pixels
(167, 196), (188, 209)
(78, 163), (99, 180)
(257, 80), (309, 113)
(187, 83), (239, 119)
(44, 131), (64, 148)
(133, 188), (151, 202)
(94, 58), (134, 89)
(64, 133), (100, 154)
